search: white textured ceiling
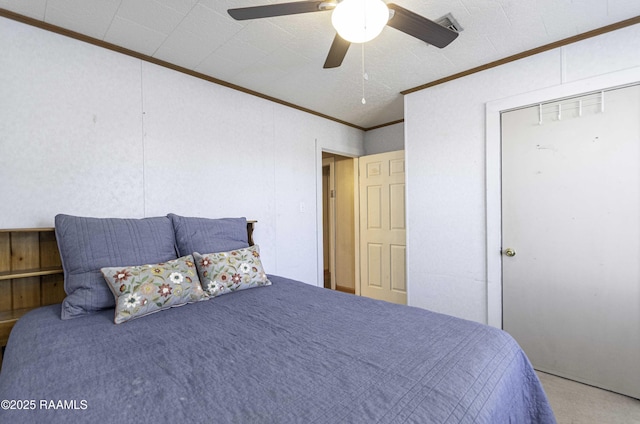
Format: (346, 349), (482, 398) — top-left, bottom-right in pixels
(1, 0), (639, 129)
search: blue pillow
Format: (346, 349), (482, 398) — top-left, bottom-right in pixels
(55, 214), (178, 319)
(168, 214), (248, 257)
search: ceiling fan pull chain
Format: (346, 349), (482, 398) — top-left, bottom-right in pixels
(361, 43), (368, 105)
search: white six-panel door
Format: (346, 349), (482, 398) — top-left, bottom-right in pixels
(502, 84), (640, 399)
(359, 150), (406, 305)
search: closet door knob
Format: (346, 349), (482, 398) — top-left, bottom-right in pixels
(504, 248), (516, 257)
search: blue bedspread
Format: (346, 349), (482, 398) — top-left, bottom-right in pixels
(0, 275), (555, 423)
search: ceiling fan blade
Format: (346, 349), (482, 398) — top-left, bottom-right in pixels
(228, 1), (333, 21)
(323, 33), (351, 69)
(386, 3), (458, 48)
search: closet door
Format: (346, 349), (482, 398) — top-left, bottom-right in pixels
(502, 84), (640, 399)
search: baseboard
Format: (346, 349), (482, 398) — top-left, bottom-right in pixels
(335, 285), (355, 294)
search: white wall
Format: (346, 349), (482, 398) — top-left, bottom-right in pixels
(363, 122), (404, 155)
(0, 17), (364, 284)
(405, 24), (640, 324)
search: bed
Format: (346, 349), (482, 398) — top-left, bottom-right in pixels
(0, 214), (555, 423)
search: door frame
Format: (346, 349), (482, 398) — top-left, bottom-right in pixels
(484, 66), (640, 328)
(322, 157), (336, 290)
(316, 147), (360, 295)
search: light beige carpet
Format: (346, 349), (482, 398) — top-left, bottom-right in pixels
(536, 371), (640, 424)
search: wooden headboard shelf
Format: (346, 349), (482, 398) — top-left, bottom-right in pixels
(0, 228), (66, 368)
(0, 228), (66, 314)
(0, 266), (65, 281)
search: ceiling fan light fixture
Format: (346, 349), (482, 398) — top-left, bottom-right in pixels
(331, 0), (389, 44)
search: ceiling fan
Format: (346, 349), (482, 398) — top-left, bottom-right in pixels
(228, 0), (459, 69)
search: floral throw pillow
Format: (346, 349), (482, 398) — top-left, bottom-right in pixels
(101, 255), (207, 324)
(193, 245), (271, 298)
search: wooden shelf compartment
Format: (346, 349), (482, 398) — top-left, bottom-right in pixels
(0, 228), (66, 353)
